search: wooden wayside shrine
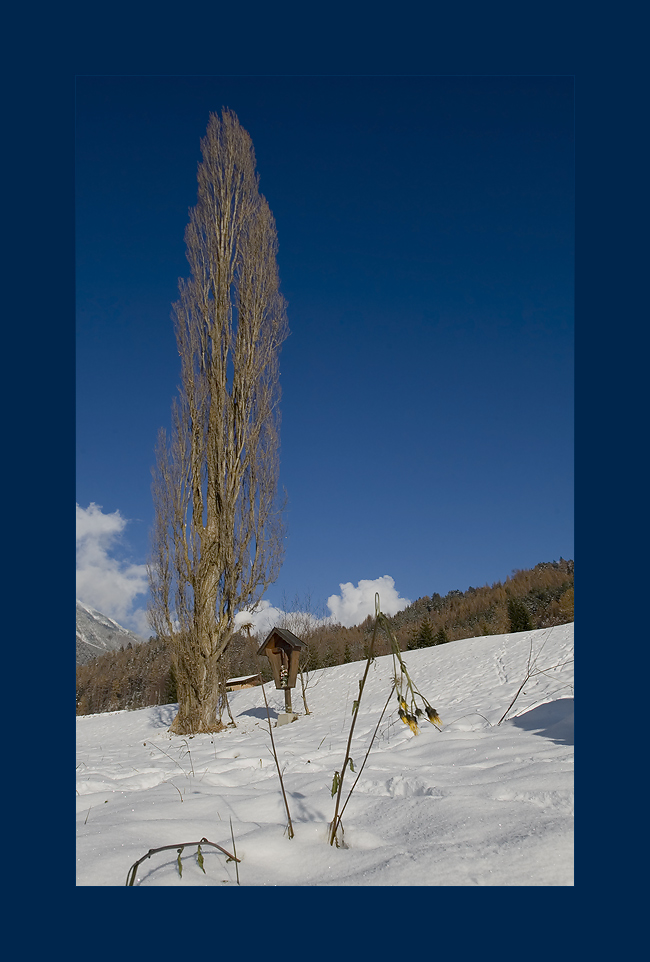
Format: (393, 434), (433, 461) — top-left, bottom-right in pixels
(257, 627), (307, 721)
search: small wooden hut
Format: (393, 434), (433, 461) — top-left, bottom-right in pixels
(225, 674), (262, 692)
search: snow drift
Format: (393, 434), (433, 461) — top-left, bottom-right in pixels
(76, 623), (573, 886)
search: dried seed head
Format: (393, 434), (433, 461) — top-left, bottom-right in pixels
(425, 706), (441, 726)
(405, 714), (419, 735)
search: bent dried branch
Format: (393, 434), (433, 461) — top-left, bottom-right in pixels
(125, 837), (240, 886)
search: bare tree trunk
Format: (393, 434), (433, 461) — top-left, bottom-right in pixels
(298, 668), (311, 714)
(147, 109), (288, 735)
(172, 670), (224, 734)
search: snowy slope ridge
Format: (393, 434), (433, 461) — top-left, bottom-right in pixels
(76, 600), (145, 665)
(76, 622), (574, 886)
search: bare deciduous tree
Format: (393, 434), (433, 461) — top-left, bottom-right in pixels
(148, 109), (288, 734)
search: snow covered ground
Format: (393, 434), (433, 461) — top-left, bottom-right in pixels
(76, 623), (573, 886)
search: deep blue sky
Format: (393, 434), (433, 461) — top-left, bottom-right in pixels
(76, 75), (573, 626)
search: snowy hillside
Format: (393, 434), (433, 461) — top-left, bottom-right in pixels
(76, 600), (145, 665)
(76, 622), (574, 886)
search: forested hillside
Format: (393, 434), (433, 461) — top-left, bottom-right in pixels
(76, 559), (573, 716)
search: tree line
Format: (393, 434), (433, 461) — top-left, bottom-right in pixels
(76, 559), (573, 716)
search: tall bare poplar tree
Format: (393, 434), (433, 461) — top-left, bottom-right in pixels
(148, 109), (288, 734)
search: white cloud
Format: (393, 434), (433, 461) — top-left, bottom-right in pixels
(76, 503), (149, 635)
(235, 575), (411, 638)
(234, 601), (284, 639)
(326, 575), (411, 628)
(233, 601), (325, 638)
(76, 512), (411, 643)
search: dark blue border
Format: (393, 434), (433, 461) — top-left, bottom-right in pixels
(12, 0), (638, 945)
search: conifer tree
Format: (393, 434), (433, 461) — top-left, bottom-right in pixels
(507, 597), (533, 633)
(433, 627), (449, 646)
(408, 618), (436, 649)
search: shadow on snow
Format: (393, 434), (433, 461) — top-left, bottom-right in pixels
(510, 698), (574, 745)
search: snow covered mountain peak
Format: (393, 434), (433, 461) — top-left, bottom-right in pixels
(76, 600), (145, 665)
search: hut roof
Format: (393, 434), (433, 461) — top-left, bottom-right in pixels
(257, 626), (307, 656)
(226, 674), (261, 686)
